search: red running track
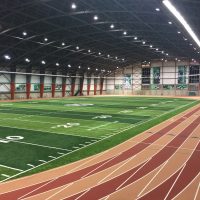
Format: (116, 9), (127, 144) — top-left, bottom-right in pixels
(62, 116), (200, 200)
(0, 106), (200, 200)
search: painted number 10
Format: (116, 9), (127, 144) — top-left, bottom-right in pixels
(0, 136), (24, 144)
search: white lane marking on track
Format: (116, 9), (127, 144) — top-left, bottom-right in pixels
(164, 165), (186, 200)
(137, 161), (169, 197)
(17, 151), (109, 200)
(194, 182), (200, 200)
(116, 158), (151, 190)
(135, 126), (200, 199)
(0, 164), (23, 172)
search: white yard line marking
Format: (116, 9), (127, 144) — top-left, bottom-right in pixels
(0, 164), (23, 172)
(57, 152), (65, 155)
(1, 174), (10, 178)
(9, 140), (70, 151)
(27, 164), (35, 168)
(38, 160), (46, 163)
(48, 156), (56, 159)
(88, 121), (118, 131)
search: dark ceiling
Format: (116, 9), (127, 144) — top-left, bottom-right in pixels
(0, 0), (200, 74)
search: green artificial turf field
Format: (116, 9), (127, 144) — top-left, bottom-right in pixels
(0, 96), (199, 181)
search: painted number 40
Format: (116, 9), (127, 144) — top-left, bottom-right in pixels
(0, 136), (24, 144)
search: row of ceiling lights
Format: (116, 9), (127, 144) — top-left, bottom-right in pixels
(3, 54), (112, 72)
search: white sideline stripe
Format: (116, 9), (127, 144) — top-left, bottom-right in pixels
(194, 182), (200, 200)
(9, 140), (70, 151)
(27, 164), (35, 168)
(1, 174), (10, 178)
(38, 160), (46, 163)
(0, 164), (23, 172)
(1, 100), (197, 184)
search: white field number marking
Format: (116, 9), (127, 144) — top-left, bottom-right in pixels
(137, 107), (147, 109)
(119, 110), (133, 114)
(51, 123), (80, 129)
(92, 115), (112, 119)
(0, 136), (24, 144)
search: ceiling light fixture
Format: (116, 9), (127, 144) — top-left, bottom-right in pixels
(163, 0), (200, 48)
(62, 42), (65, 46)
(134, 37), (138, 40)
(155, 8), (160, 11)
(123, 31), (127, 35)
(25, 58), (30, 63)
(168, 21), (172, 24)
(4, 55), (11, 60)
(22, 31), (27, 36)
(110, 24), (114, 29)
(71, 3), (77, 9)
(76, 46), (79, 50)
(88, 49), (91, 53)
(94, 15), (98, 21)
(41, 60), (46, 65)
(56, 63), (59, 66)
(68, 64), (71, 68)
(44, 38), (48, 42)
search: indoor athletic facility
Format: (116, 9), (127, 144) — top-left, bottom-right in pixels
(0, 0), (200, 200)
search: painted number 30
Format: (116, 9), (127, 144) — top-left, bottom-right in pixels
(0, 136), (24, 144)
